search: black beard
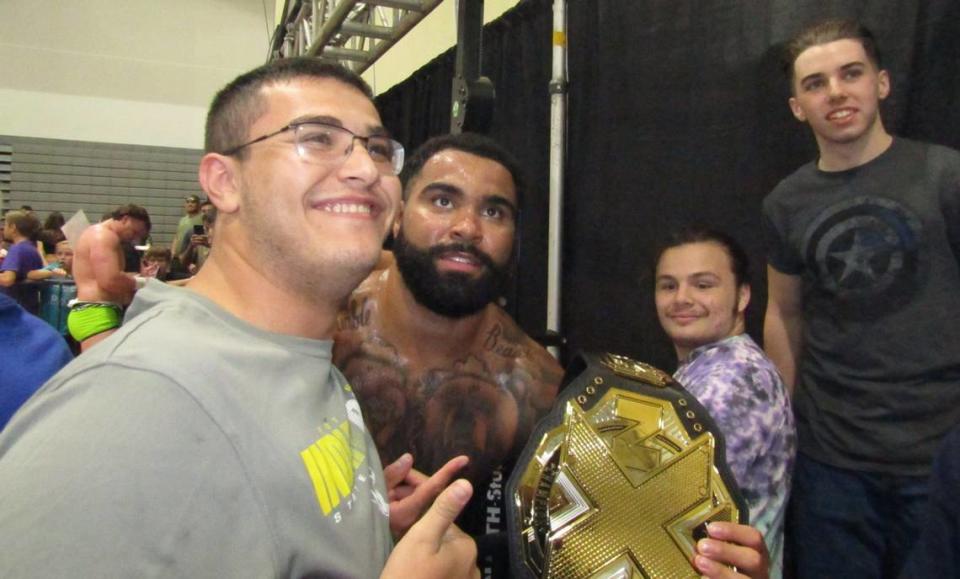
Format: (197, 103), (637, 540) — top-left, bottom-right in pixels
(393, 230), (508, 319)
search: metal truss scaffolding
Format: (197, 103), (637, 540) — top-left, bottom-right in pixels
(268, 0), (444, 72)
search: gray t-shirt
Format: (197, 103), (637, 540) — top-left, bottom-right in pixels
(0, 281), (392, 577)
(763, 138), (960, 475)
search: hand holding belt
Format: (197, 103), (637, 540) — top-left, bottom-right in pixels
(506, 352), (747, 578)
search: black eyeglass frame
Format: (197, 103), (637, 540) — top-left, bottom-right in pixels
(219, 120), (405, 175)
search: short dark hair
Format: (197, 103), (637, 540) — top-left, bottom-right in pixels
(37, 229), (63, 254)
(205, 58), (374, 156)
(400, 133), (526, 207)
(43, 211), (66, 231)
(112, 204), (152, 232)
(783, 19), (882, 84)
(4, 210), (41, 240)
(655, 226), (751, 288)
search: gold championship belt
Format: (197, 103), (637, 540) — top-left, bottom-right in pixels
(506, 352), (747, 578)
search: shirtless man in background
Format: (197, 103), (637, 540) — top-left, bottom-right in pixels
(69, 204), (150, 350)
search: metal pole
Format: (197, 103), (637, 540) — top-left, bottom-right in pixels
(450, 0), (494, 134)
(546, 0), (567, 359)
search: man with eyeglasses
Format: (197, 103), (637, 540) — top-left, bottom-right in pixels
(0, 59), (478, 578)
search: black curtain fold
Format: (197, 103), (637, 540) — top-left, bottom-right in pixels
(377, 0), (960, 370)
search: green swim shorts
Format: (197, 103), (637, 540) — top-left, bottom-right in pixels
(67, 301), (123, 342)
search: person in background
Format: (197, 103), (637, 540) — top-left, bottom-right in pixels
(0, 292), (72, 430)
(140, 247), (173, 281)
(36, 211), (67, 265)
(171, 194), (203, 257)
(654, 226), (795, 578)
(899, 424), (960, 578)
(100, 210), (143, 274)
(35, 230), (58, 265)
(29, 240), (73, 280)
(28, 240), (78, 346)
(68, 204), (151, 351)
(50, 240), (74, 276)
(180, 204), (217, 274)
(0, 210), (44, 314)
(42, 211), (66, 236)
(763, 19), (960, 578)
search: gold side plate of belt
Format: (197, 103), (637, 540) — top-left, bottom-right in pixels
(506, 352), (747, 579)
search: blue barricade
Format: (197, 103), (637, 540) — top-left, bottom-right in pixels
(40, 279), (76, 335)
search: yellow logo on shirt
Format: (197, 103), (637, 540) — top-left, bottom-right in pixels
(300, 419), (366, 516)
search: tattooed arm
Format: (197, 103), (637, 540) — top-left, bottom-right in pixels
(335, 281), (419, 466)
(396, 314), (562, 485)
(481, 309), (563, 458)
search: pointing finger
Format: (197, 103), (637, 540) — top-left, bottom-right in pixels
(410, 479), (473, 548)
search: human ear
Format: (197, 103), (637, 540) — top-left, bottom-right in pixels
(877, 69), (891, 100)
(788, 96), (807, 122)
(392, 200), (405, 238)
(737, 284), (751, 314)
(198, 153), (240, 214)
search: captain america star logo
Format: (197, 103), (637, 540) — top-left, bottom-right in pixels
(802, 195), (925, 316)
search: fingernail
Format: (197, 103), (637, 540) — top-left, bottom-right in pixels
(450, 480), (471, 503)
(697, 539), (717, 555)
(705, 521), (724, 538)
(399, 453), (412, 465)
(695, 555), (715, 572)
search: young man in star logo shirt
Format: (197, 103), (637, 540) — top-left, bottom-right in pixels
(762, 18), (960, 578)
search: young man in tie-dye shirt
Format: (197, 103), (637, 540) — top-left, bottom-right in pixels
(655, 226), (796, 579)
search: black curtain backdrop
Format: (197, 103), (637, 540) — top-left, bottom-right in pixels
(377, 0), (960, 371)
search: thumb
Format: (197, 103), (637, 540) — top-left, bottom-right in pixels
(410, 479), (473, 545)
(383, 453), (413, 490)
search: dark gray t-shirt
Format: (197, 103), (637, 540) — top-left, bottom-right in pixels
(763, 138), (960, 475)
(0, 281), (392, 577)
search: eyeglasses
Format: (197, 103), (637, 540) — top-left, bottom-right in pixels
(221, 121), (405, 176)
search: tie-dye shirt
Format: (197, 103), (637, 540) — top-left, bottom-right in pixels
(674, 333), (795, 579)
